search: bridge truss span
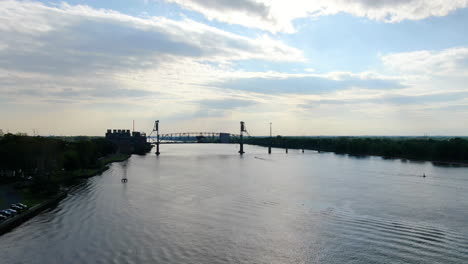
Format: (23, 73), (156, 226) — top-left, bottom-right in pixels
(146, 121), (249, 155)
(147, 132), (240, 144)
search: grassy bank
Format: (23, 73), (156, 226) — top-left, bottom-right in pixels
(100, 153), (131, 165)
(0, 192), (67, 235)
(18, 190), (49, 207)
(0, 135), (143, 232)
(2, 153), (131, 209)
(67, 153), (130, 180)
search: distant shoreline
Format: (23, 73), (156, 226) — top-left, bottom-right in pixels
(245, 136), (468, 166)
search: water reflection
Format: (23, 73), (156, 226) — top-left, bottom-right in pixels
(1, 144), (468, 264)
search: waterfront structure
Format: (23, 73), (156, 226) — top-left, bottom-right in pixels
(105, 129), (149, 154)
(219, 133), (230, 143)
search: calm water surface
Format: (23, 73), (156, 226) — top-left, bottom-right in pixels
(1, 144), (468, 263)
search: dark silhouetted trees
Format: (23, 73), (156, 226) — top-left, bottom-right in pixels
(0, 135), (118, 185)
(246, 136), (468, 163)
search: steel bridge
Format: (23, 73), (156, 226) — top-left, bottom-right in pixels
(147, 132), (240, 144)
(148, 120), (249, 155)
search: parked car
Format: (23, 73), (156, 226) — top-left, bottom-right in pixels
(0, 210), (13, 217)
(16, 203), (28, 209)
(5, 209), (18, 215)
(0, 214), (7, 221)
(11, 204), (25, 211)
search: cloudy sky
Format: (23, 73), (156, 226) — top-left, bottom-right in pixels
(2, 0), (468, 136)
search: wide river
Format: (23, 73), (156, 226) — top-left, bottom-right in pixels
(1, 144), (468, 263)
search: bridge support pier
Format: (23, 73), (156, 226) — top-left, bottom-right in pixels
(268, 122), (272, 154)
(286, 148), (288, 154)
(156, 142), (160, 156)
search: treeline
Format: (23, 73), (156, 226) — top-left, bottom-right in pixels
(0, 134), (117, 175)
(246, 136), (468, 163)
(0, 135), (125, 195)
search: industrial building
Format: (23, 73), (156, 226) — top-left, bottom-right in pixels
(105, 129), (150, 154)
(219, 133), (231, 143)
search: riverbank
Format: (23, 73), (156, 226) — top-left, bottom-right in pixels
(25, 153), (130, 203)
(246, 136), (468, 165)
(0, 191), (67, 235)
(0, 153), (132, 235)
(71, 153), (131, 179)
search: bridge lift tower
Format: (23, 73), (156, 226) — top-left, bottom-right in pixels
(239, 121), (247, 155)
(152, 120), (160, 156)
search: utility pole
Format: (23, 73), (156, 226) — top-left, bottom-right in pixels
(268, 122), (272, 154)
(239, 121), (246, 155)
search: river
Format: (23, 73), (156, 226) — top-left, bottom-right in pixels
(1, 144), (468, 263)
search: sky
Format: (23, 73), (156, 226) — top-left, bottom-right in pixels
(1, 0), (468, 136)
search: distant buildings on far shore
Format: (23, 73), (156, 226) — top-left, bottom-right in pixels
(219, 133), (230, 143)
(105, 129), (150, 154)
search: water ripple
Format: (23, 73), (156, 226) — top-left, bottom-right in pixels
(1, 144), (468, 264)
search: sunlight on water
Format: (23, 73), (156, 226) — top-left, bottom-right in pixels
(1, 144), (468, 263)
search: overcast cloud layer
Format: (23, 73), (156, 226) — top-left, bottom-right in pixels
(1, 0), (468, 136)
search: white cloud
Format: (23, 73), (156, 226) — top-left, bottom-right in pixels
(294, 46), (468, 119)
(209, 70), (405, 94)
(166, 0), (468, 33)
(381, 47), (468, 76)
(2, 1), (468, 135)
(0, 0), (304, 76)
(0, 0), (304, 127)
